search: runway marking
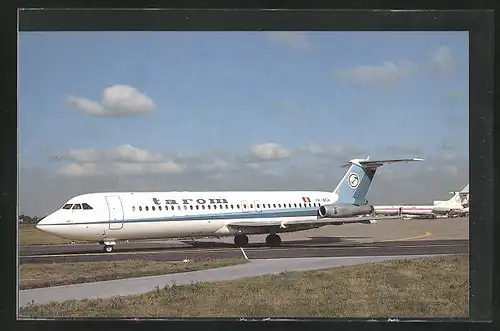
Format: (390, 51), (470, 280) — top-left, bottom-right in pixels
(240, 247), (249, 260)
(378, 231), (433, 242)
(21, 242), (465, 260)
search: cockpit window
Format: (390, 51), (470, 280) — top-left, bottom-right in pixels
(62, 204), (73, 209)
(82, 203), (93, 210)
(72, 204), (82, 210)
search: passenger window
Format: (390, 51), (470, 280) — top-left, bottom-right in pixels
(196, 205), (199, 210)
(294, 203), (297, 208)
(243, 204), (247, 208)
(237, 204), (240, 209)
(230, 205), (234, 209)
(72, 204), (82, 210)
(132, 206), (136, 211)
(202, 205), (205, 209)
(213, 205), (216, 209)
(299, 203), (302, 208)
(62, 204), (73, 209)
(190, 206), (193, 210)
(171, 206), (175, 210)
(184, 206), (188, 210)
(152, 206), (155, 211)
(159, 206), (162, 211)
(268, 204), (271, 208)
(309, 203), (312, 207)
(257, 204), (260, 208)
(81, 203), (92, 210)
(139, 206), (142, 211)
(278, 204), (281, 208)
(146, 206), (149, 211)
(273, 204), (276, 208)
(250, 204), (253, 208)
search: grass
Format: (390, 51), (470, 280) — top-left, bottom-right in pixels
(20, 254), (469, 318)
(19, 224), (90, 246)
(19, 257), (247, 290)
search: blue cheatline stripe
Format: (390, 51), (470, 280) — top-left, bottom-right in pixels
(38, 207), (319, 226)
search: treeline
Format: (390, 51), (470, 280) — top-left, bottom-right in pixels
(18, 215), (44, 224)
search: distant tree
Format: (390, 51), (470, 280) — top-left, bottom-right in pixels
(18, 215), (40, 224)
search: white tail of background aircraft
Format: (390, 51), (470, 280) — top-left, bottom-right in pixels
(434, 184), (469, 207)
(36, 156), (424, 252)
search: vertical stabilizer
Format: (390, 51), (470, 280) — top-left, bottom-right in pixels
(333, 157), (424, 205)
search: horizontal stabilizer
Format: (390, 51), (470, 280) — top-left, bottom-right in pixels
(341, 157), (425, 169)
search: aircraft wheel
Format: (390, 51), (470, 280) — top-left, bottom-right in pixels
(265, 234), (282, 247)
(234, 234), (249, 247)
(103, 245), (114, 253)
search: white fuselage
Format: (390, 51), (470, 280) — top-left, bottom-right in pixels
(36, 191), (338, 242)
(374, 203), (465, 216)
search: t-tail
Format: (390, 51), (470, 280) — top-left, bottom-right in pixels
(332, 156), (425, 206)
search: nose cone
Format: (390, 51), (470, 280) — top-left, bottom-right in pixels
(35, 215), (52, 231)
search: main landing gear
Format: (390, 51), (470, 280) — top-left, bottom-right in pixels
(233, 234), (282, 247)
(265, 234), (281, 247)
(234, 234), (249, 246)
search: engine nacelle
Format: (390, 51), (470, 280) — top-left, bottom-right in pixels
(318, 203), (374, 218)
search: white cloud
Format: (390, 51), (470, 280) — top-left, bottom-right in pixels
(250, 142), (292, 161)
(66, 85), (155, 116)
(60, 144), (183, 177)
(196, 159), (228, 173)
(154, 161), (185, 174)
(58, 163), (99, 177)
(267, 32), (311, 50)
(68, 144), (163, 163)
(335, 60), (416, 87)
(430, 46), (454, 74)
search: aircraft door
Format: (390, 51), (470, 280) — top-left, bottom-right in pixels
(106, 195), (124, 230)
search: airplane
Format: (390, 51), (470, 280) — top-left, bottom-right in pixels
(373, 184), (469, 218)
(436, 184), (469, 217)
(35, 156), (424, 253)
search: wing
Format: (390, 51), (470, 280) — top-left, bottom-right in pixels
(226, 215), (402, 231)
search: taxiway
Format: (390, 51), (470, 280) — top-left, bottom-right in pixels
(19, 216), (469, 263)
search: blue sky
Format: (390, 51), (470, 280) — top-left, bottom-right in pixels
(18, 31), (469, 215)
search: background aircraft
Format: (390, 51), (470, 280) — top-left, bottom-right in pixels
(373, 184), (469, 218)
(36, 157), (424, 252)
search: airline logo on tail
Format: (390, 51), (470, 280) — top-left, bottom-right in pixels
(348, 173), (360, 188)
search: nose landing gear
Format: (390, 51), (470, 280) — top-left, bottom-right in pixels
(100, 241), (116, 253)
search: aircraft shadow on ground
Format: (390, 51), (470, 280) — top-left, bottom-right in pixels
(29, 236), (374, 255)
(184, 236), (374, 249)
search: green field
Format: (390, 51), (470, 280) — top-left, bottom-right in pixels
(19, 224), (90, 246)
(20, 258), (248, 290)
(20, 254), (469, 318)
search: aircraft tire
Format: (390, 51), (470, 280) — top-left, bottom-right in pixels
(103, 245), (114, 253)
(265, 234), (281, 247)
(234, 234), (249, 247)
